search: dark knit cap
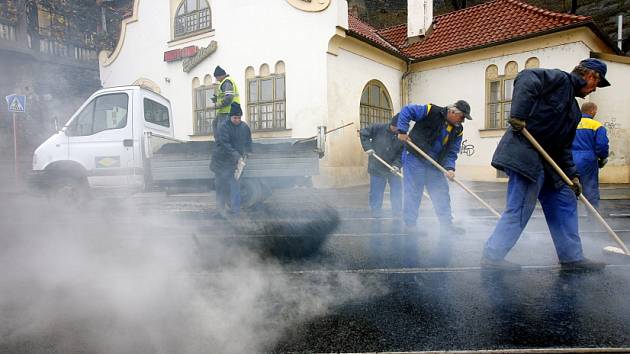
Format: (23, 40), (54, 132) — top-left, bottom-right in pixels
(390, 114), (399, 127)
(214, 65), (226, 77)
(230, 102), (243, 117)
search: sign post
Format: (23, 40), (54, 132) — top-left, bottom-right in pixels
(5, 94), (26, 187)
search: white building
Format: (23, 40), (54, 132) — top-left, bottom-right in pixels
(99, 0), (629, 186)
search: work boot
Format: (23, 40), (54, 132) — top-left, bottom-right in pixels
(440, 223), (466, 236)
(480, 256), (522, 271)
(403, 224), (427, 237)
(560, 258), (606, 272)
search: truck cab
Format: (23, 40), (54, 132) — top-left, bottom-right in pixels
(31, 86), (173, 203)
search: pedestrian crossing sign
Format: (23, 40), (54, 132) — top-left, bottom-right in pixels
(5, 94), (26, 113)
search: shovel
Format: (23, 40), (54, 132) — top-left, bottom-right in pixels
(521, 128), (630, 256)
(404, 140), (501, 218)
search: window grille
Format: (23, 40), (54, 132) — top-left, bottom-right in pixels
(194, 85), (217, 135)
(360, 81), (392, 129)
(247, 75), (286, 131)
(174, 0), (211, 38)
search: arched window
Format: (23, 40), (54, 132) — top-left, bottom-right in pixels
(485, 61), (518, 129)
(174, 0), (211, 38)
(525, 57), (540, 69)
(192, 76), (218, 135)
(247, 61), (286, 131)
(360, 80), (392, 129)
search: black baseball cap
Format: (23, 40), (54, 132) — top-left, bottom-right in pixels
(454, 100), (472, 120)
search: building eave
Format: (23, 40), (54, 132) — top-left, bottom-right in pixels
(346, 30), (409, 62)
(409, 21), (622, 63)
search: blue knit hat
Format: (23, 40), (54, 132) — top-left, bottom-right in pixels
(230, 102), (243, 117)
(214, 65), (226, 77)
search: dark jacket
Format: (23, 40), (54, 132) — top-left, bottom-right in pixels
(360, 123), (404, 176)
(492, 68), (584, 187)
(397, 104), (463, 171)
(210, 119), (252, 174)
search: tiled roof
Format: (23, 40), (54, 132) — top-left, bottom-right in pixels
(348, 0), (593, 61)
(347, 14), (400, 53)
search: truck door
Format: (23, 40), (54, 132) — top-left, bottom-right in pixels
(66, 91), (135, 189)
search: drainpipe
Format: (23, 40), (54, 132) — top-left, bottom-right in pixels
(618, 14), (623, 51)
(401, 60), (411, 108)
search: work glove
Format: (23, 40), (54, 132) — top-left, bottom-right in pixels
(365, 149), (375, 155)
(508, 117), (526, 132)
(569, 176), (582, 197)
(598, 158), (608, 169)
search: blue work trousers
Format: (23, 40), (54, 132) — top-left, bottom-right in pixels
(574, 152), (600, 208)
(483, 169), (584, 263)
(369, 173), (402, 216)
(402, 152), (452, 226)
(215, 170), (241, 214)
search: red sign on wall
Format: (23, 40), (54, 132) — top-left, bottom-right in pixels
(164, 46), (199, 62)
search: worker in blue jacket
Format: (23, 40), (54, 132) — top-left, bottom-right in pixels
(210, 102), (252, 216)
(360, 114), (405, 218)
(481, 58), (611, 272)
(397, 100), (471, 236)
(572, 102), (609, 208)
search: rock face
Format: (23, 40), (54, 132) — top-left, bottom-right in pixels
(348, 0), (629, 54)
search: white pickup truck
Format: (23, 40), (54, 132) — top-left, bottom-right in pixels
(30, 86), (323, 206)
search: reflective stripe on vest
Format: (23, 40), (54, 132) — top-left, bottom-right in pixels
(216, 76), (240, 114)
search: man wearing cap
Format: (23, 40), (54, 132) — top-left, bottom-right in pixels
(211, 65), (241, 138)
(572, 102), (609, 209)
(210, 102), (252, 216)
(397, 100), (472, 236)
(481, 58), (611, 272)
(360, 114), (405, 218)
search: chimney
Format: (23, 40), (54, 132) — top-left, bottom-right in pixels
(407, 0), (433, 40)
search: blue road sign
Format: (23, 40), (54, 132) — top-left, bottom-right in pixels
(5, 94), (26, 113)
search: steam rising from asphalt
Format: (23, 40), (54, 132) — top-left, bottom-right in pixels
(0, 194), (382, 353)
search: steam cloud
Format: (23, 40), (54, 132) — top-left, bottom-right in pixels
(0, 195), (384, 353)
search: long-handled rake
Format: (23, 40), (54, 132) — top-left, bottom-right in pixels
(369, 151), (430, 199)
(404, 140), (501, 218)
(522, 128), (630, 256)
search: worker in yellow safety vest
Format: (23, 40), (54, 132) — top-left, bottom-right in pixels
(211, 65), (241, 138)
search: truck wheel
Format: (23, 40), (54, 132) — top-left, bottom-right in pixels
(47, 176), (90, 208)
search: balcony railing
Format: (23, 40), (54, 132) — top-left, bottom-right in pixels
(38, 37), (97, 62)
